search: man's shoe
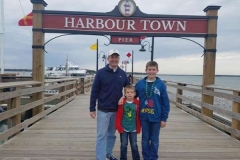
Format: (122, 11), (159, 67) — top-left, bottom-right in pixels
(106, 155), (118, 160)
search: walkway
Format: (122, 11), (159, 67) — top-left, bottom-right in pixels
(0, 93), (240, 159)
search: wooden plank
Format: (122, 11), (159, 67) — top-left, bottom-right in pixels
(45, 78), (78, 83)
(206, 84), (240, 92)
(0, 81), (41, 89)
(163, 79), (202, 87)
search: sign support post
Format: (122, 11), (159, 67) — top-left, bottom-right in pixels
(201, 6), (221, 118)
(31, 0), (47, 116)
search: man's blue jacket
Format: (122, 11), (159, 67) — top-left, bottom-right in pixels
(90, 65), (130, 112)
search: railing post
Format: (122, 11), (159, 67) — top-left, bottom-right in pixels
(31, 0), (47, 116)
(75, 80), (78, 95)
(71, 82), (75, 97)
(232, 91), (240, 140)
(176, 83), (184, 104)
(201, 6), (220, 118)
(80, 78), (85, 94)
(7, 87), (21, 136)
(60, 83), (66, 102)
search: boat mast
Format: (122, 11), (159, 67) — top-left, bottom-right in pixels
(0, 0), (4, 74)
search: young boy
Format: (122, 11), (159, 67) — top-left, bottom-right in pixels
(135, 61), (170, 160)
(115, 84), (141, 160)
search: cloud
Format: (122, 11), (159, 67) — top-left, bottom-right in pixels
(1, 0), (240, 75)
(130, 52), (239, 75)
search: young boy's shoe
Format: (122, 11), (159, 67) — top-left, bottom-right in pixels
(106, 155), (118, 160)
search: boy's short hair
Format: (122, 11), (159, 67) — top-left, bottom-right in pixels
(146, 61), (158, 70)
(124, 84), (135, 93)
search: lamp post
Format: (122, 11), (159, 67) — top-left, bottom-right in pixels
(102, 54), (107, 66)
(139, 37), (154, 61)
(99, 51), (107, 68)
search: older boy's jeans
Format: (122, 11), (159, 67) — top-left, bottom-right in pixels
(96, 110), (116, 160)
(120, 131), (140, 160)
(141, 120), (160, 160)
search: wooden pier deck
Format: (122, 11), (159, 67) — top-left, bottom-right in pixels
(0, 93), (240, 160)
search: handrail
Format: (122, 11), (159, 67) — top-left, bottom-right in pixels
(0, 76), (94, 144)
(164, 80), (240, 139)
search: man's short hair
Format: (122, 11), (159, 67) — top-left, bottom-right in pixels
(146, 61), (158, 70)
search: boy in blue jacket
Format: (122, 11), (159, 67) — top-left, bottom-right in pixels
(135, 61), (170, 160)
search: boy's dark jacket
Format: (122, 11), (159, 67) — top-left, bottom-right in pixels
(115, 98), (141, 134)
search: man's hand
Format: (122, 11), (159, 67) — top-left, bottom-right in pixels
(118, 96), (124, 105)
(90, 111), (96, 119)
(161, 121), (166, 128)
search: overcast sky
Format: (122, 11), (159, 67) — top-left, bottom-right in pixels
(2, 0), (240, 75)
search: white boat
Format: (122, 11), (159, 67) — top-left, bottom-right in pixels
(45, 61), (87, 78)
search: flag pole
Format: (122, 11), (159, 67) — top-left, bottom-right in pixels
(0, 0), (4, 73)
(96, 39), (98, 71)
(132, 50), (134, 84)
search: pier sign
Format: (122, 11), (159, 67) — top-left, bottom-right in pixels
(42, 14), (208, 37)
(110, 36), (140, 44)
(38, 0), (213, 38)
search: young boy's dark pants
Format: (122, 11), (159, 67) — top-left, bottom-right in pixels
(120, 131), (140, 160)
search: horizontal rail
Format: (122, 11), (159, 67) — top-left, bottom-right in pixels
(164, 79), (240, 140)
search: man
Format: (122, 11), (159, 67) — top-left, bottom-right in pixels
(90, 49), (130, 160)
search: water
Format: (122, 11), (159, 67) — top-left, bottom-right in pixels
(135, 74), (240, 89)
(134, 74), (240, 112)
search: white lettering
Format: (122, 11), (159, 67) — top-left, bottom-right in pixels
(96, 19), (104, 29)
(105, 19), (115, 29)
(116, 20), (125, 30)
(64, 17), (75, 28)
(86, 18), (95, 28)
(127, 20), (136, 30)
(129, 38), (133, 42)
(150, 20), (161, 30)
(162, 20), (175, 30)
(75, 18), (85, 28)
(140, 20), (151, 30)
(177, 21), (187, 31)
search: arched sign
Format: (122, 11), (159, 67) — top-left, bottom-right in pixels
(31, 0), (221, 118)
(39, 5), (210, 37)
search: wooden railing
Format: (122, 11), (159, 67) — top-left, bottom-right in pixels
(75, 76), (94, 94)
(0, 77), (93, 144)
(164, 80), (240, 140)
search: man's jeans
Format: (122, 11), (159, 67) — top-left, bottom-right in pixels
(120, 131), (140, 160)
(141, 120), (161, 160)
(96, 110), (116, 160)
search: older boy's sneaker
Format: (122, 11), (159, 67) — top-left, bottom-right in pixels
(106, 155), (118, 160)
